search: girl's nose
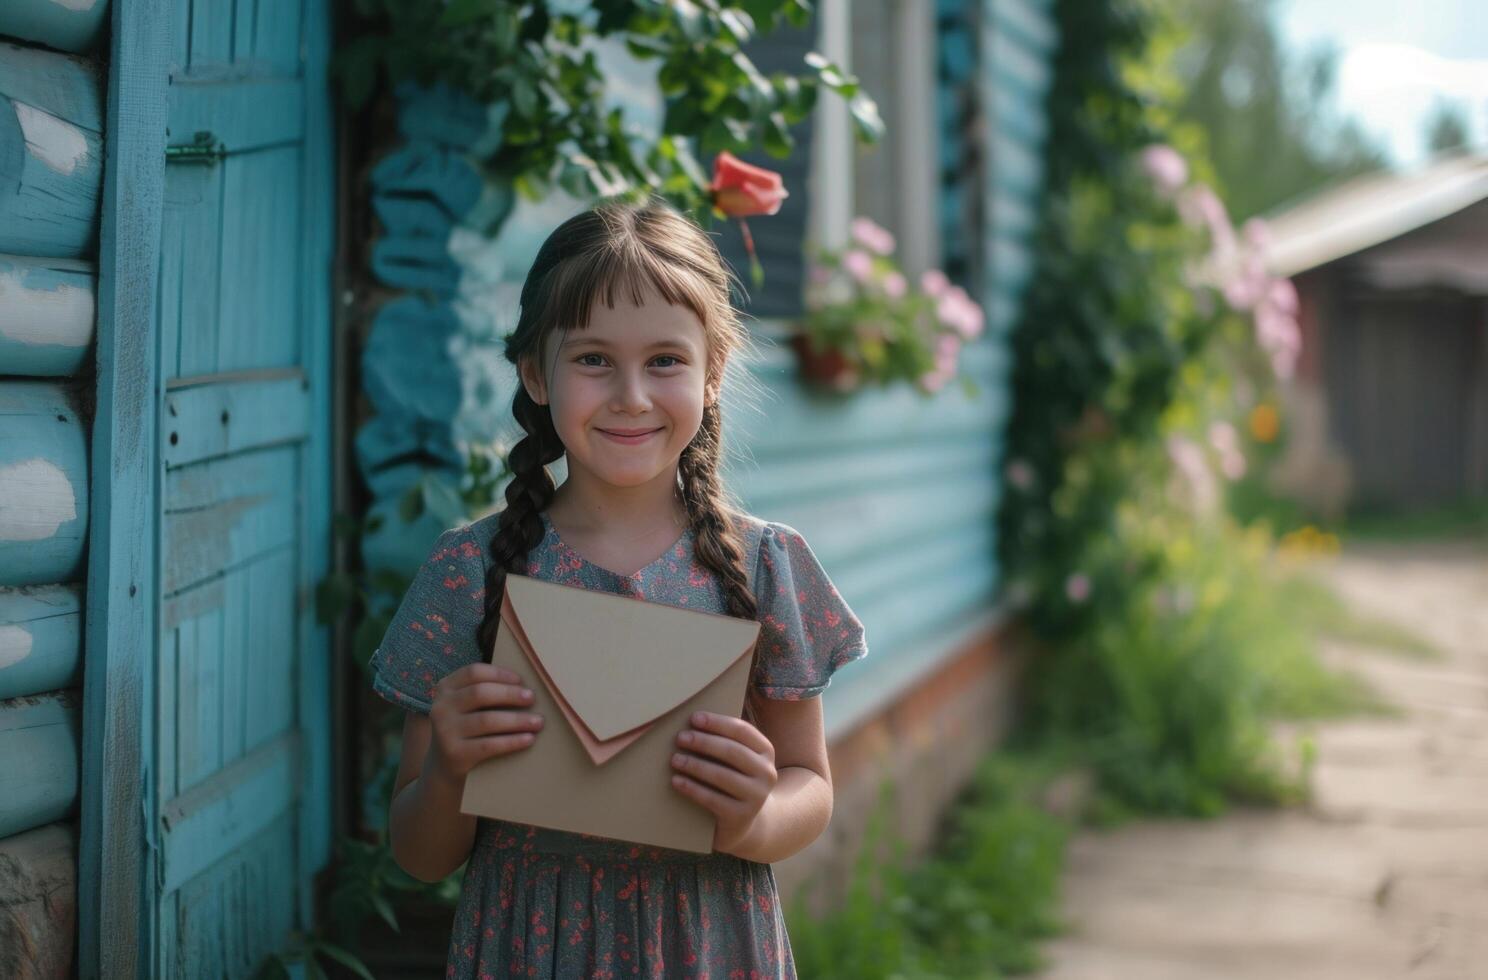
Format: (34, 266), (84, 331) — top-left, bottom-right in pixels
(611, 368), (653, 413)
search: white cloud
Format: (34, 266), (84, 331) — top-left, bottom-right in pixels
(1334, 42), (1488, 165)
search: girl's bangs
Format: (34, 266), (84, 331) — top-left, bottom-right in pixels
(539, 237), (717, 336)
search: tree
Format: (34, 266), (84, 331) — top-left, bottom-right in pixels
(1423, 99), (1472, 155)
(1163, 0), (1389, 222)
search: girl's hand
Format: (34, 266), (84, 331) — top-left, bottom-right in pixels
(670, 711), (779, 855)
(423, 663), (544, 791)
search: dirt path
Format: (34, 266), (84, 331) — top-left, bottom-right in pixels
(1034, 539), (1488, 979)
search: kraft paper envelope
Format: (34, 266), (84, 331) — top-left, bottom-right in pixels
(459, 572), (762, 853)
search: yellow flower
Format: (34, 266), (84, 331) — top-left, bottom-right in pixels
(1249, 403), (1280, 443)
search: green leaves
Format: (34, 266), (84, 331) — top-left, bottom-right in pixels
(335, 0), (884, 218)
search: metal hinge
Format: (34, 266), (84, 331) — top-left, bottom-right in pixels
(165, 130), (227, 165)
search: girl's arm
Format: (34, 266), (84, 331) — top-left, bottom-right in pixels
(387, 713), (479, 882)
(386, 662), (544, 882)
(673, 695), (834, 865)
(732, 694), (834, 863)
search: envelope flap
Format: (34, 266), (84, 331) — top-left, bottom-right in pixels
(503, 574), (762, 741)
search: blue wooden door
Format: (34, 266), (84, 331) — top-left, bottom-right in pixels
(147, 0), (334, 972)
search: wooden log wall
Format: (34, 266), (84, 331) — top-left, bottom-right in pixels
(0, 6), (108, 975)
(357, 84), (489, 579)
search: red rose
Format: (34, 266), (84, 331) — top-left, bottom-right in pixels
(710, 151), (788, 217)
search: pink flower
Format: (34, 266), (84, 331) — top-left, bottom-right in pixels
(842, 249), (874, 284)
(808, 264), (832, 285)
(850, 216), (896, 255)
(1167, 435), (1218, 514)
(1208, 420), (1238, 454)
(1220, 450), (1247, 480)
(920, 269), (951, 297)
(1140, 144), (1188, 197)
(936, 286), (985, 339)
(1065, 573), (1091, 603)
(882, 271), (907, 298)
(1222, 252), (1269, 311)
(1209, 421), (1246, 480)
(1267, 277), (1299, 316)
(917, 367), (952, 393)
(1179, 185), (1236, 266)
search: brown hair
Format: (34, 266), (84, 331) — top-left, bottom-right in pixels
(476, 195), (769, 717)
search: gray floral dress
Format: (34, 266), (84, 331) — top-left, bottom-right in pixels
(369, 508), (869, 979)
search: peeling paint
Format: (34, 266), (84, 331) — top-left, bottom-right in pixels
(0, 265), (94, 348)
(0, 625), (32, 669)
(52, 0), (101, 11)
(12, 101), (90, 177)
(0, 459), (77, 541)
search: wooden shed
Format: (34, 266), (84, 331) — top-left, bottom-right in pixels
(0, 0), (1058, 975)
(1264, 152), (1488, 515)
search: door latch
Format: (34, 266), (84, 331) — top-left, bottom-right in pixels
(165, 130), (227, 165)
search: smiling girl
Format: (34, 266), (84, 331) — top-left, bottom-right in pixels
(369, 196), (869, 978)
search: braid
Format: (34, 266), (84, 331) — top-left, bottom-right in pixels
(678, 400), (765, 722)
(476, 387), (565, 656)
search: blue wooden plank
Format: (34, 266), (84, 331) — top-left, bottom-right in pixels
(0, 689), (80, 838)
(0, 40), (102, 127)
(298, 0), (337, 900)
(724, 339), (1007, 455)
(987, 0), (1058, 57)
(250, 0), (304, 76)
(0, 0), (111, 53)
(161, 445), (298, 595)
(172, 811), (297, 978)
(0, 254), (94, 377)
(0, 381), (89, 587)
(159, 730), (299, 896)
(161, 369), (310, 468)
(0, 584), (83, 701)
(244, 547), (296, 748)
(166, 163), (222, 379)
(184, 0), (233, 72)
(79, 0), (170, 973)
(732, 438), (999, 509)
(217, 147), (302, 372)
(0, 42), (105, 257)
(992, 81), (1048, 145)
(167, 77), (305, 153)
(761, 470), (1001, 572)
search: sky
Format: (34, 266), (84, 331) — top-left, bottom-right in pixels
(1273, 0), (1488, 167)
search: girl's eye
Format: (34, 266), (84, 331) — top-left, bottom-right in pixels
(574, 354), (683, 368)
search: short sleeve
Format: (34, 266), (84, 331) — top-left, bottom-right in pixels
(751, 522), (868, 700)
(367, 524), (488, 715)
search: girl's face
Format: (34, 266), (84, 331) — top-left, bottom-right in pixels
(520, 282), (719, 492)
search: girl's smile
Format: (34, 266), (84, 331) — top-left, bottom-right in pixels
(596, 426), (663, 444)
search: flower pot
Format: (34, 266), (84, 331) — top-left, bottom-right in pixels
(788, 333), (860, 392)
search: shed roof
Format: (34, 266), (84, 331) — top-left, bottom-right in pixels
(1261, 151), (1488, 279)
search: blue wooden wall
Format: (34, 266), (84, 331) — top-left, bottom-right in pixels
(0, 0), (335, 975)
(729, 0), (1057, 741)
(0, 7), (106, 975)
